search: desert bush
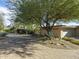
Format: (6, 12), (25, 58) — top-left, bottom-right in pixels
(63, 37), (79, 45)
(0, 32), (7, 37)
(62, 37), (72, 41)
(27, 30), (35, 34)
(4, 29), (11, 32)
(16, 29), (26, 34)
(71, 39), (79, 45)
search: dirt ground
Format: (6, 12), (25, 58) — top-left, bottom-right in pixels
(0, 34), (79, 59)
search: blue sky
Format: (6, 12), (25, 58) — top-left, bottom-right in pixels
(0, 0), (7, 7)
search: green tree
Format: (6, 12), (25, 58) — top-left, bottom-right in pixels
(8, 0), (79, 39)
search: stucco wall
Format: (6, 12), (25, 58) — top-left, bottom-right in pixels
(76, 28), (79, 37)
(60, 28), (76, 38)
(41, 26), (77, 38)
(52, 27), (61, 38)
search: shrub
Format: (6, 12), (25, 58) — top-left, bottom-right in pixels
(16, 29), (26, 34)
(71, 39), (79, 45)
(27, 30), (35, 34)
(63, 37), (79, 45)
(4, 29), (15, 33)
(0, 32), (7, 37)
(4, 29), (11, 32)
(62, 37), (72, 41)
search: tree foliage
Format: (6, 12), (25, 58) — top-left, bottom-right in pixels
(8, 0), (79, 39)
(9, 0), (79, 21)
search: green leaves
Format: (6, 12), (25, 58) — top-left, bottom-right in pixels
(8, 0), (79, 25)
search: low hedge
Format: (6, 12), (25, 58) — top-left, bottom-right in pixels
(0, 32), (7, 37)
(62, 37), (79, 45)
(71, 39), (79, 45)
(62, 37), (72, 41)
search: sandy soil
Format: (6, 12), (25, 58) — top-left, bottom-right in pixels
(0, 44), (79, 59)
(0, 34), (79, 59)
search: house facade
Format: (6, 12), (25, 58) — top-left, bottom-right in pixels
(41, 25), (79, 38)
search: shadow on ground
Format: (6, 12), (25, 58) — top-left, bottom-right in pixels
(0, 35), (38, 58)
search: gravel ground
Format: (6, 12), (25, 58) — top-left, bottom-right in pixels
(0, 34), (79, 59)
(0, 44), (79, 59)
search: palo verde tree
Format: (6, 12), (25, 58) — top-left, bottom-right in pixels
(8, 0), (79, 39)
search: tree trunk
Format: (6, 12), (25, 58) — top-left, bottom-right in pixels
(44, 11), (53, 40)
(41, 11), (59, 40)
(46, 17), (58, 40)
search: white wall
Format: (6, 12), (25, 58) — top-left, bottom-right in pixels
(61, 28), (75, 38)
